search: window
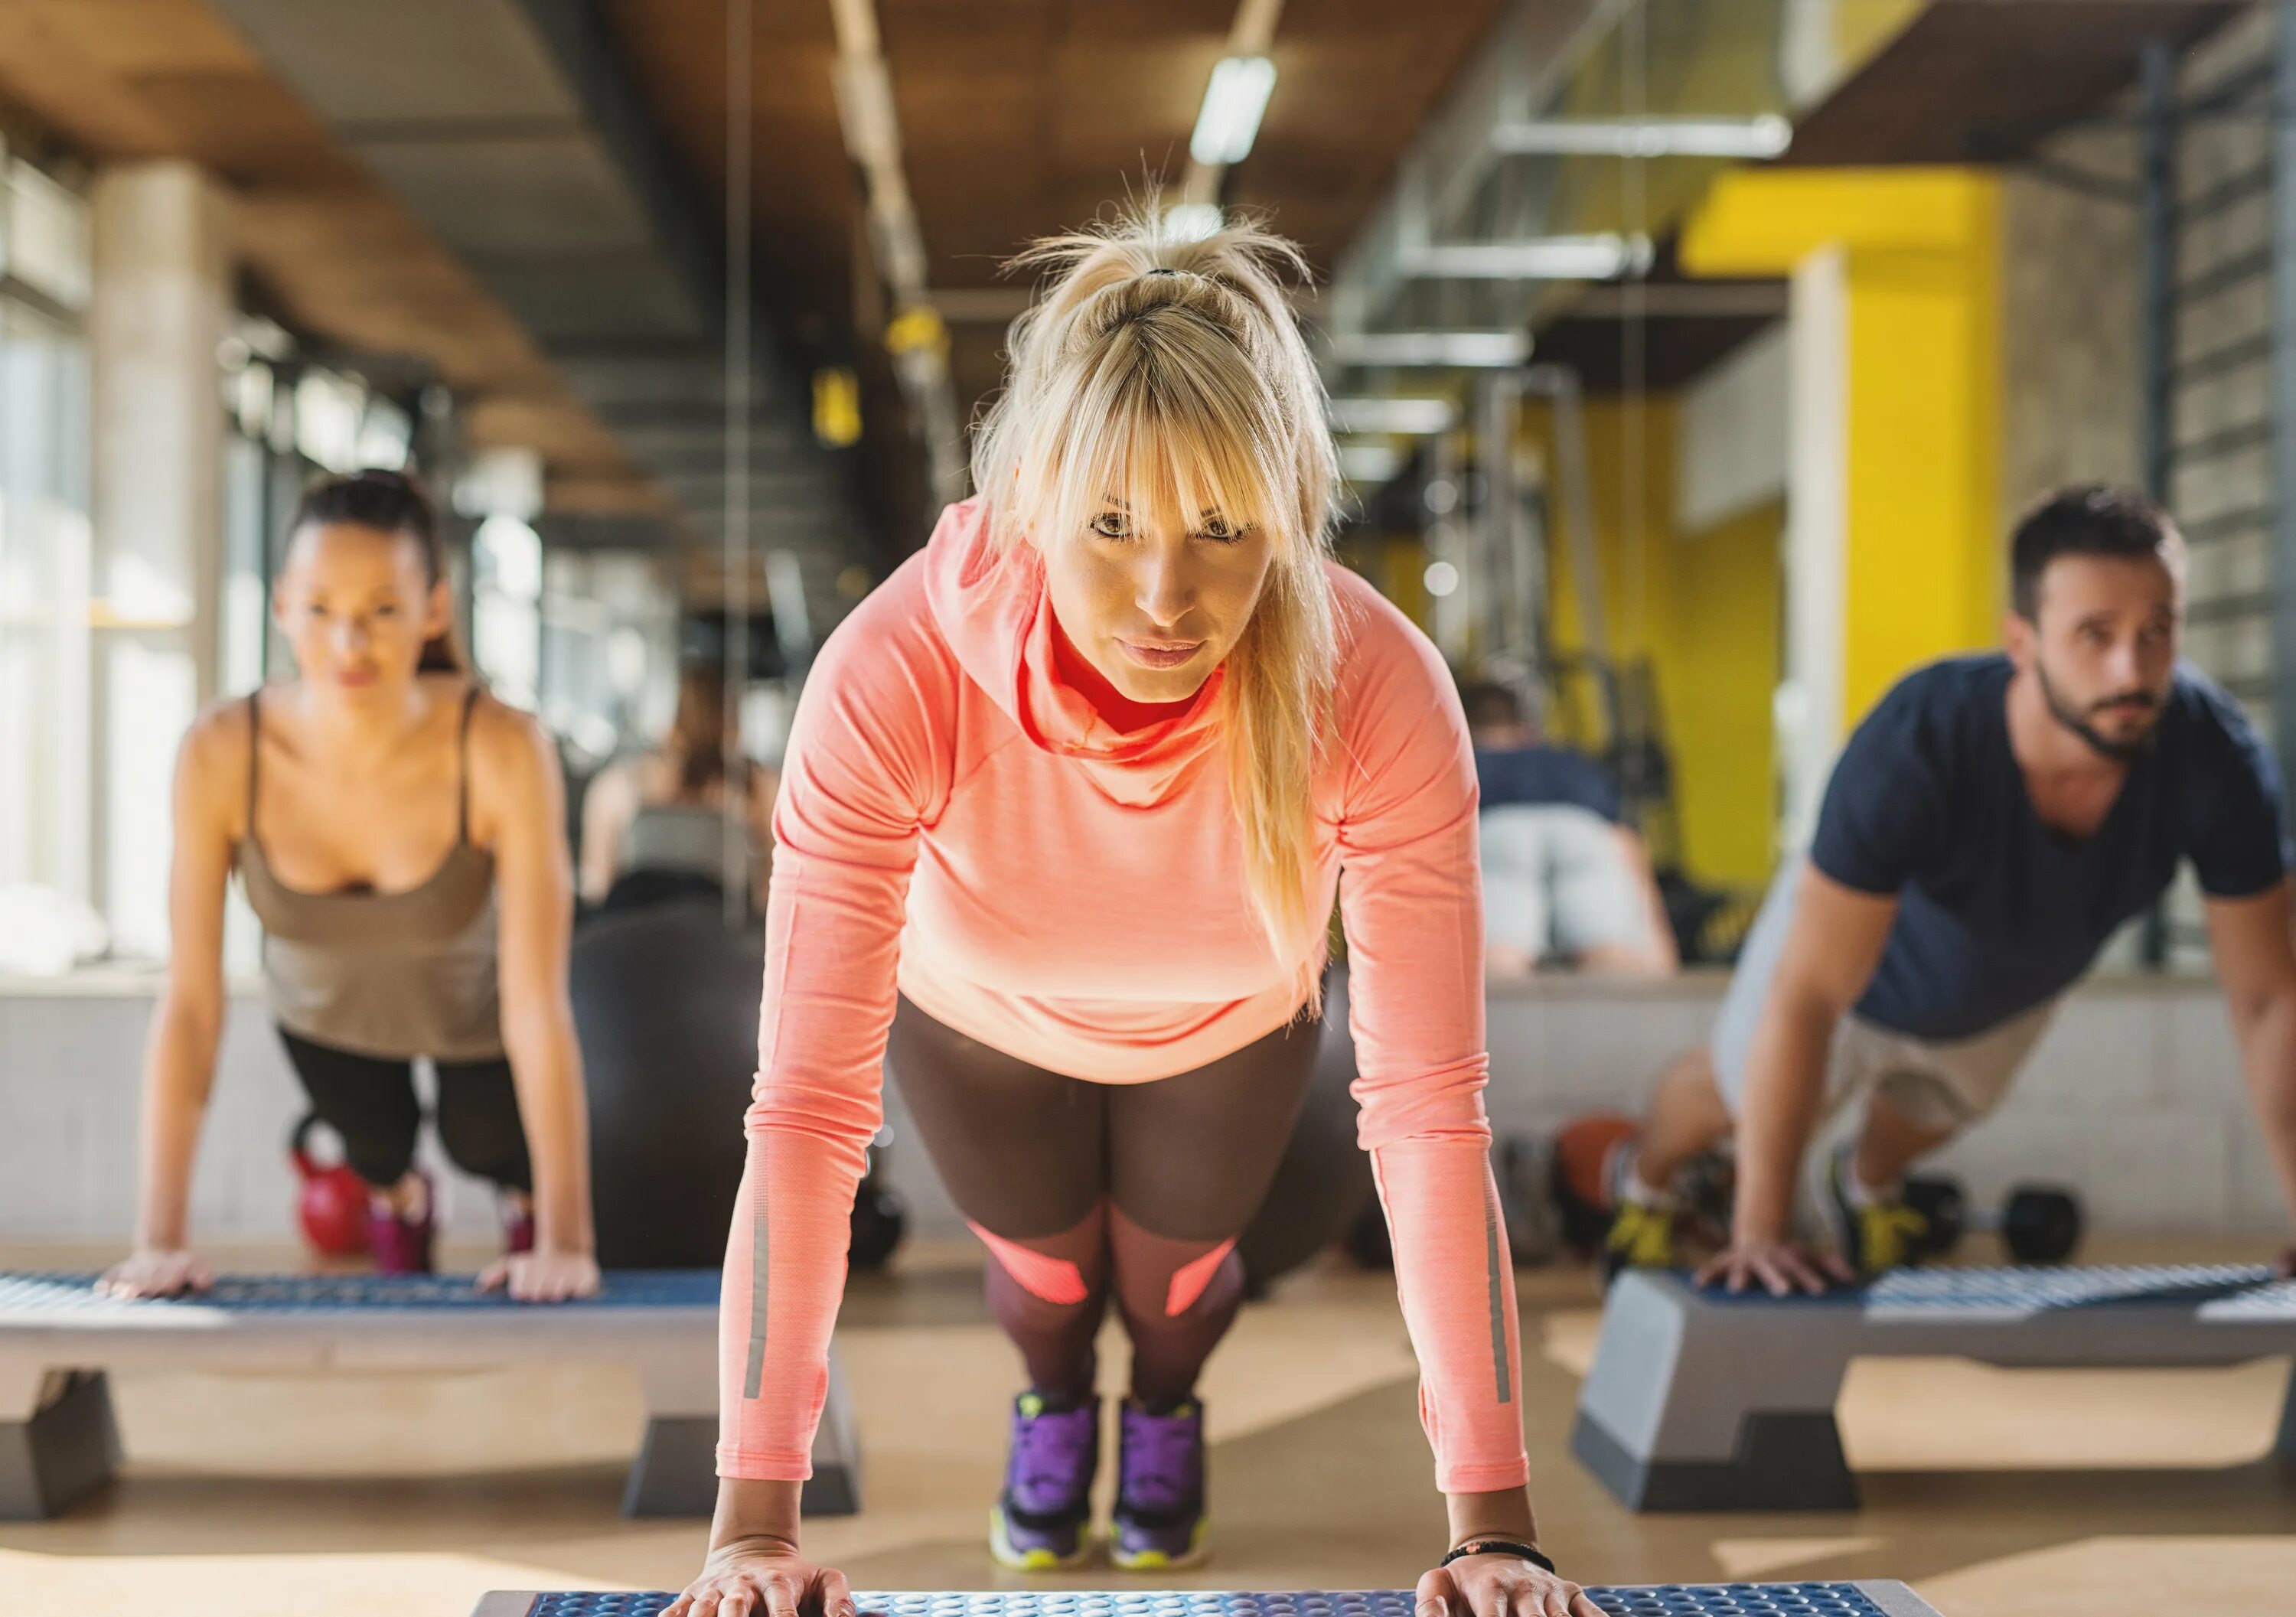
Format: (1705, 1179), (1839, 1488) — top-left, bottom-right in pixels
(0, 150), (93, 959)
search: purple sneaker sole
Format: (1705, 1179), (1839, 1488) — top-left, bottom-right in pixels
(990, 1391), (1099, 1570)
(1108, 1514), (1209, 1571)
(1111, 1398), (1208, 1570)
(990, 1503), (1094, 1570)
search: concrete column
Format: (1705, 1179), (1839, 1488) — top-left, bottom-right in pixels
(1781, 246), (1849, 852)
(87, 161), (230, 954)
(1683, 168), (2004, 851)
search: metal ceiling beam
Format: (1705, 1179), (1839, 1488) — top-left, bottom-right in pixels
(1328, 397), (1457, 435)
(829, 0), (967, 506)
(1325, 0), (1616, 344)
(1490, 114), (1792, 159)
(1407, 234), (1653, 281)
(1328, 330), (1533, 368)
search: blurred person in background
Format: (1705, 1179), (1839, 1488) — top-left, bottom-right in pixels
(579, 660), (776, 917)
(1460, 680), (1675, 977)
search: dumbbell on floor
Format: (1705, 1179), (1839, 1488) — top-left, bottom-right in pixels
(1902, 1175), (2083, 1264)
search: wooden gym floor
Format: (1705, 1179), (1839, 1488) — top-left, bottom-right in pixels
(2, 1237), (2292, 1616)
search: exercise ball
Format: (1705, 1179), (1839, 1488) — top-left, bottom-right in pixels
(1235, 967), (1377, 1293)
(572, 901), (762, 1270)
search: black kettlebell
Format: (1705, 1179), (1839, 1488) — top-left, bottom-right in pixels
(847, 1129), (908, 1271)
(1343, 1199), (1394, 1270)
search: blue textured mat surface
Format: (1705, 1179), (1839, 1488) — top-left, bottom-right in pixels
(1690, 1262), (2291, 1312)
(522, 1588), (1900, 1617)
(1867, 1263), (2276, 1310)
(0, 1269), (717, 1315)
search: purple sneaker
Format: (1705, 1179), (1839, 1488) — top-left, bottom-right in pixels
(989, 1391), (1099, 1570)
(369, 1176), (435, 1276)
(1110, 1397), (1208, 1570)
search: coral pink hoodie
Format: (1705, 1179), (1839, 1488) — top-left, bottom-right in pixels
(716, 499), (1526, 1495)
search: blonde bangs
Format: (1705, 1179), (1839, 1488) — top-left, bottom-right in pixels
(1006, 312), (1293, 564)
(969, 205), (1342, 1016)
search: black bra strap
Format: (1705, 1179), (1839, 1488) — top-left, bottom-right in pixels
(457, 686), (480, 843)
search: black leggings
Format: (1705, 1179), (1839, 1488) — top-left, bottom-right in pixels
(279, 1028), (533, 1194)
(885, 996), (1319, 1405)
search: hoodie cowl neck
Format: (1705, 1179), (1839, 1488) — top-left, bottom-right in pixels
(921, 497), (1226, 807)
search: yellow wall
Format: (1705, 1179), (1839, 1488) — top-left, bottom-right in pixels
(1841, 243), (2004, 717)
(1683, 168), (2005, 728)
(1536, 398), (1781, 889)
(1671, 497), (1785, 885)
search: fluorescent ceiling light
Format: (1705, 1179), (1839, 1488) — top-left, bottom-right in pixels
(1328, 396), (1456, 435)
(1164, 203), (1224, 243)
(1190, 55), (1277, 167)
(1491, 114), (1792, 159)
(1410, 234), (1652, 282)
(1330, 331), (1532, 368)
(1337, 444), (1405, 484)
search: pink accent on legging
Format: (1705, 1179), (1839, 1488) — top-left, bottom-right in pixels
(969, 1219), (1091, 1306)
(1163, 1238), (1234, 1318)
(714, 498), (1528, 1495)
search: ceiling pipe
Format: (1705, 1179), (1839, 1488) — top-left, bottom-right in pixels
(1329, 330), (1534, 368)
(1491, 114), (1792, 158)
(1406, 233), (1655, 282)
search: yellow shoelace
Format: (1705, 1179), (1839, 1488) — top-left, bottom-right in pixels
(1606, 1201), (1674, 1267)
(1859, 1201), (1929, 1273)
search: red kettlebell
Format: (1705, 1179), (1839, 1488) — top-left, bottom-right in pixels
(291, 1113), (371, 1257)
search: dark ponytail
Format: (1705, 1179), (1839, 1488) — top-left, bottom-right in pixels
(287, 468), (465, 673)
(669, 660), (735, 796)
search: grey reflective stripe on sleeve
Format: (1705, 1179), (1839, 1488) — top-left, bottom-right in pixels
(741, 1204), (771, 1399)
(1484, 1185), (1512, 1405)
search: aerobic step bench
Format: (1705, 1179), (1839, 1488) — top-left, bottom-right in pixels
(1574, 1263), (2296, 1510)
(0, 1269), (859, 1521)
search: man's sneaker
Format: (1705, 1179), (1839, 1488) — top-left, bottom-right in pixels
(368, 1177), (435, 1276)
(1825, 1146), (1930, 1277)
(1110, 1397), (1208, 1570)
(1601, 1198), (1678, 1283)
(989, 1392), (1098, 1570)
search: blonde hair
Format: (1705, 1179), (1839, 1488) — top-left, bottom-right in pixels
(970, 209), (1341, 1012)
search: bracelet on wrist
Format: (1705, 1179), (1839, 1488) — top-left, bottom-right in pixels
(1440, 1538), (1555, 1576)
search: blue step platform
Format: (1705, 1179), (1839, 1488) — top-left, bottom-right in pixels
(1574, 1263), (2296, 1511)
(0, 1267), (859, 1521)
(470, 1589), (1942, 1617)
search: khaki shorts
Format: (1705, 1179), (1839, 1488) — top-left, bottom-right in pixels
(1711, 859), (2060, 1133)
(1480, 804), (1649, 962)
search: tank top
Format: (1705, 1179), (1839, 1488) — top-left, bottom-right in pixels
(617, 782), (758, 898)
(236, 687), (504, 1061)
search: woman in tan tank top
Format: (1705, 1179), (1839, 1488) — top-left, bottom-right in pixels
(99, 469), (599, 1303)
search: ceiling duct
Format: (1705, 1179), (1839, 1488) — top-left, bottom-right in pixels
(1322, 0), (1916, 380)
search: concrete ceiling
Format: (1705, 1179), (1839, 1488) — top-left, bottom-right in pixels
(0, 0), (647, 508)
(602, 0), (1518, 553)
(1785, 0), (2245, 167)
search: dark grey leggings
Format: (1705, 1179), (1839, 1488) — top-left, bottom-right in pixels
(885, 995), (1319, 1404)
(279, 1027), (533, 1193)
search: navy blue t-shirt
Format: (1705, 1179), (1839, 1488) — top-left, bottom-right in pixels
(1475, 745), (1624, 823)
(1812, 655), (2289, 1039)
